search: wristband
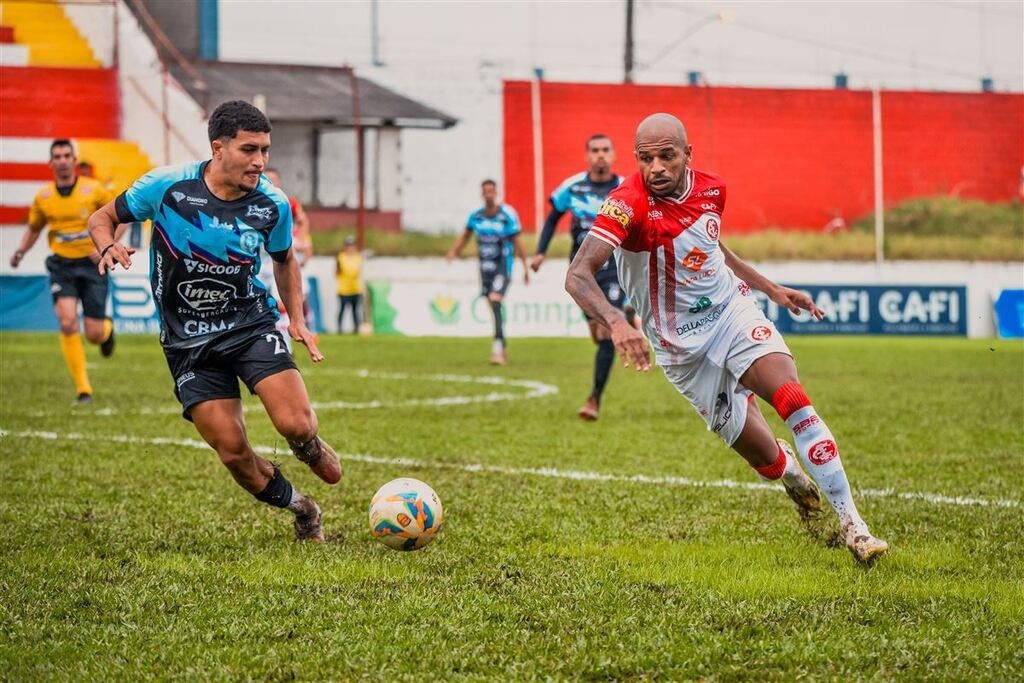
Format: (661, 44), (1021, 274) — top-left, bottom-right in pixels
(100, 244), (116, 258)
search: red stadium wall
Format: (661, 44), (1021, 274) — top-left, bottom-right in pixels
(503, 81), (1024, 232)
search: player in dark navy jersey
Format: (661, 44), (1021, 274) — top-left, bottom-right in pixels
(531, 134), (627, 421)
(447, 179), (528, 365)
(88, 101), (341, 542)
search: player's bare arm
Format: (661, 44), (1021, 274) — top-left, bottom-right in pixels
(512, 233), (530, 284)
(446, 229), (471, 262)
(9, 218), (45, 268)
(531, 207), (563, 272)
(721, 242), (824, 320)
(88, 199), (137, 274)
(274, 250), (324, 362)
(566, 236), (650, 371)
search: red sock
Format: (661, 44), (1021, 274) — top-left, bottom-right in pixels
(753, 442), (787, 480)
(773, 381), (811, 420)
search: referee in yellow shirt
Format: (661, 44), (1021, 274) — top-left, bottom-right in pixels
(335, 236), (363, 333)
(9, 139), (120, 404)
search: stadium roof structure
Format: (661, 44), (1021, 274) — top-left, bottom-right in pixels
(169, 60), (458, 130)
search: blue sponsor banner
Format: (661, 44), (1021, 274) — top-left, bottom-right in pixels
(993, 289), (1024, 339)
(110, 274), (161, 334)
(0, 275), (58, 331)
(750, 284), (967, 336)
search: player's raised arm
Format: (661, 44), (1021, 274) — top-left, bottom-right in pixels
(566, 236), (650, 371)
(88, 199), (136, 274)
(720, 242), (823, 320)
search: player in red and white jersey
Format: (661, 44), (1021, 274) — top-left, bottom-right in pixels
(567, 113), (887, 563)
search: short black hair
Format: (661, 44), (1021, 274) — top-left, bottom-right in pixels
(208, 100), (272, 142)
(586, 134), (612, 150)
(50, 138), (75, 156)
(481, 179), (497, 189)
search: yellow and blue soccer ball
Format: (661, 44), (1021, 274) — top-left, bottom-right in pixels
(368, 478), (444, 551)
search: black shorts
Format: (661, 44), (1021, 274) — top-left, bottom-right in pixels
(164, 327), (298, 421)
(480, 266), (511, 298)
(45, 254), (108, 318)
(582, 272), (626, 321)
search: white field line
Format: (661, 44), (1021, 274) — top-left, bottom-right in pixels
(25, 369), (560, 417)
(0, 428), (1018, 510)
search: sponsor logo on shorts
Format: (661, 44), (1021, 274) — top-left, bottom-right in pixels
(676, 303), (726, 336)
(688, 296), (712, 314)
(176, 371), (196, 388)
(751, 325), (772, 341)
(51, 283), (62, 293)
(183, 319), (237, 336)
(808, 439), (838, 465)
(246, 204), (274, 221)
(177, 278), (236, 312)
(184, 259), (242, 275)
(711, 391), (733, 434)
(738, 282), (751, 296)
(792, 414), (821, 435)
(598, 198), (633, 228)
(680, 247), (708, 272)
(705, 218), (720, 241)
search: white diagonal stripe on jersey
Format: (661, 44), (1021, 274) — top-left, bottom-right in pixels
(1, 428), (1019, 509)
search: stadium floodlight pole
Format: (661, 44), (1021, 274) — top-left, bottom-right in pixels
(348, 66), (366, 252)
(624, 0), (635, 83)
(872, 88), (885, 263)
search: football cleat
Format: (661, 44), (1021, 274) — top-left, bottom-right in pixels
(292, 496), (324, 543)
(777, 439), (824, 520)
(842, 524), (889, 564)
(73, 393), (93, 406)
(577, 396), (600, 421)
(100, 325), (116, 358)
(489, 350), (507, 365)
(292, 436), (342, 485)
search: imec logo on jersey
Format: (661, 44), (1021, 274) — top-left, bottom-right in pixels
(176, 371), (196, 388)
(808, 439), (838, 465)
(246, 204), (274, 221)
(750, 325), (772, 341)
(598, 198), (633, 227)
(177, 278), (236, 312)
(706, 218), (720, 241)
(680, 247), (708, 272)
(184, 259), (242, 275)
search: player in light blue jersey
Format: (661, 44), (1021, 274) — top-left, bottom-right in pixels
(88, 101), (341, 542)
(447, 179), (529, 364)
(532, 134), (629, 421)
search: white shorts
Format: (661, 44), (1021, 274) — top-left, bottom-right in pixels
(661, 297), (791, 446)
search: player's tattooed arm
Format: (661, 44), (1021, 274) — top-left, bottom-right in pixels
(721, 242), (824, 320)
(446, 228), (472, 262)
(273, 251), (324, 362)
(88, 199), (136, 274)
(566, 236), (651, 371)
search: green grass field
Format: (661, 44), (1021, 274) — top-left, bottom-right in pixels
(1, 333), (1022, 681)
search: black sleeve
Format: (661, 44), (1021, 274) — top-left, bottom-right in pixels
(268, 247), (291, 263)
(535, 204), (564, 255)
(114, 192), (139, 224)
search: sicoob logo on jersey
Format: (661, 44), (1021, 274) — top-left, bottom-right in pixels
(808, 439), (838, 465)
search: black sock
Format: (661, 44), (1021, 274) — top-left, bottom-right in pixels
(592, 339), (615, 402)
(255, 466), (294, 509)
(491, 301), (505, 342)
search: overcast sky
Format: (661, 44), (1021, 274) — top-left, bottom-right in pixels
(220, 0), (1023, 92)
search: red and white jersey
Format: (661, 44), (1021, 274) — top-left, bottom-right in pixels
(590, 167), (748, 364)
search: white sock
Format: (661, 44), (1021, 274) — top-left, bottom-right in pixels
(785, 406), (869, 535)
(492, 338), (504, 354)
(285, 488), (303, 513)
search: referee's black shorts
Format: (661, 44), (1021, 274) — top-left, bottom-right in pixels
(45, 254), (108, 319)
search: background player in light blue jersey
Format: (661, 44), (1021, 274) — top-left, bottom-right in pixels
(447, 179), (529, 365)
(532, 134), (627, 421)
(88, 101), (342, 543)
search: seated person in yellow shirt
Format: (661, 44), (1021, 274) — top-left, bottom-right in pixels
(9, 139), (121, 404)
(335, 236), (363, 334)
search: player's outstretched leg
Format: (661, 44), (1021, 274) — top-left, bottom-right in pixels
(191, 398), (324, 542)
(255, 369), (342, 485)
(742, 353), (888, 563)
(730, 399), (822, 520)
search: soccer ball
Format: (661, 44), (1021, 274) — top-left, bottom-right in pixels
(368, 478), (444, 551)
